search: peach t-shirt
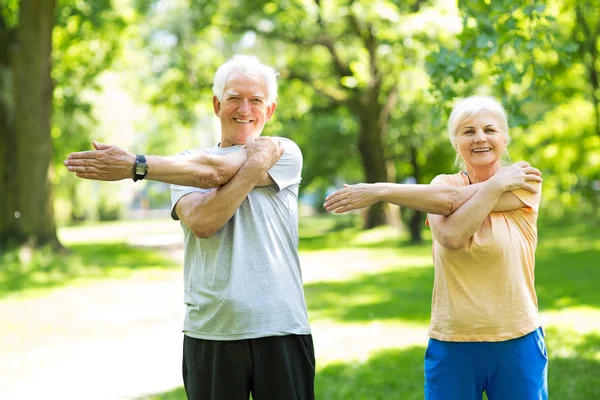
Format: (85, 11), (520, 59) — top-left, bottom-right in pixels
(427, 172), (542, 342)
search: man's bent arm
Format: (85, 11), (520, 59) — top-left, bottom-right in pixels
(175, 138), (284, 238)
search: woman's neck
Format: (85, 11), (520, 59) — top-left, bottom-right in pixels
(464, 164), (501, 183)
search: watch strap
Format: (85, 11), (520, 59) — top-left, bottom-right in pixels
(133, 154), (148, 182)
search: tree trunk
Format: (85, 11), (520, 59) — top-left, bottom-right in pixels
(0, 0), (60, 250)
(408, 144), (423, 243)
(356, 105), (394, 229)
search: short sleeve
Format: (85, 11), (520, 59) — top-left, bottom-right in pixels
(511, 181), (542, 213)
(430, 173), (468, 187)
(267, 138), (302, 192)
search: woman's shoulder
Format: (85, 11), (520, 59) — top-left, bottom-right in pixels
(430, 172), (469, 186)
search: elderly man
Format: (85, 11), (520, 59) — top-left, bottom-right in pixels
(65, 55), (314, 400)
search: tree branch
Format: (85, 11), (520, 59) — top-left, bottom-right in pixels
(286, 70), (349, 102)
(378, 86), (398, 132)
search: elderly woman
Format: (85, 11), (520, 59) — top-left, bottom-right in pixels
(324, 95), (547, 400)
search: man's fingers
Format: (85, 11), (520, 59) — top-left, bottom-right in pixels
(67, 150), (101, 160)
(75, 172), (101, 180)
(64, 158), (92, 167)
(67, 164), (99, 173)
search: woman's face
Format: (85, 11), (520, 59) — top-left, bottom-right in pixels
(454, 110), (507, 169)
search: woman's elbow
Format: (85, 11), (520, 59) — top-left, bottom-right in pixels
(437, 233), (466, 250)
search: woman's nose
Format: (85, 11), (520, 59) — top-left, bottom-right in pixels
(474, 129), (487, 142)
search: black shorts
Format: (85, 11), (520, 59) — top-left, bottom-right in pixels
(182, 334), (315, 400)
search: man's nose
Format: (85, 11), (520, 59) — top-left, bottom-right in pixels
(238, 99), (251, 113)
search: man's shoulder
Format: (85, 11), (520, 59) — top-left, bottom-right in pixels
(273, 137), (302, 158)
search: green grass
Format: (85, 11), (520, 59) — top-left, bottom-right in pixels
(0, 219), (181, 299)
(2, 216), (599, 399)
(146, 216), (600, 400)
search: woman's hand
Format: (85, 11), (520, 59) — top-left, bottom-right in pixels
(488, 161), (543, 193)
(324, 183), (380, 213)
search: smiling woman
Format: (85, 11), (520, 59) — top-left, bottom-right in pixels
(324, 95), (547, 399)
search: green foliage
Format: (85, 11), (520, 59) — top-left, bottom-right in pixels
(52, 0), (126, 165)
(424, 0), (599, 221)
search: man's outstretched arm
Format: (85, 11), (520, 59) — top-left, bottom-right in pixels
(64, 141), (247, 188)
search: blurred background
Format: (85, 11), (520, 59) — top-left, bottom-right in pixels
(0, 0), (599, 399)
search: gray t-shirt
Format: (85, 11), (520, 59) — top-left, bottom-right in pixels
(170, 138), (311, 340)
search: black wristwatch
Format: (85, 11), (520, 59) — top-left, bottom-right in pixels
(133, 154), (148, 182)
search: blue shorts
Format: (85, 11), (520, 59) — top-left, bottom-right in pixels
(424, 327), (548, 400)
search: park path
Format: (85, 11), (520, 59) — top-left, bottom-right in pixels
(0, 228), (427, 400)
(0, 235), (187, 400)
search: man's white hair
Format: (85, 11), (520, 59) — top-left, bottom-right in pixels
(212, 55), (279, 105)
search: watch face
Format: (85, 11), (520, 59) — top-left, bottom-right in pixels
(136, 163), (147, 175)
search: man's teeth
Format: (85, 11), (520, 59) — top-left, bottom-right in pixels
(472, 148), (491, 152)
(235, 118), (251, 123)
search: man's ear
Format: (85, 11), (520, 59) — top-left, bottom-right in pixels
(265, 102), (277, 120)
(213, 96), (221, 116)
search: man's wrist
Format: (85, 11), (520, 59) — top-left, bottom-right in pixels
(133, 154), (149, 182)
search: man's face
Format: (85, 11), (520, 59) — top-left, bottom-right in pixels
(213, 72), (276, 147)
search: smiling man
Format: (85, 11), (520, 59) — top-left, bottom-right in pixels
(64, 55), (315, 400)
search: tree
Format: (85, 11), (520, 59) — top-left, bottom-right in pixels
(0, 0), (58, 250)
(0, 0), (123, 250)
(219, 0), (453, 229)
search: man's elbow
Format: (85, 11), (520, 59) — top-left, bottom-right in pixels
(192, 169), (223, 189)
(187, 217), (218, 238)
(191, 225), (217, 239)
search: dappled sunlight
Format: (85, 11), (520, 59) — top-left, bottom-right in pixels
(536, 246), (600, 311)
(300, 248), (433, 284)
(58, 218), (182, 245)
(304, 267), (434, 324)
(541, 306), (600, 337)
(545, 327), (600, 398)
(316, 346), (426, 400)
(311, 320), (427, 365)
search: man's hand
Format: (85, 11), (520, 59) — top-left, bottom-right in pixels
(488, 161), (543, 194)
(323, 183), (379, 213)
(244, 137), (284, 172)
(64, 141), (136, 181)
